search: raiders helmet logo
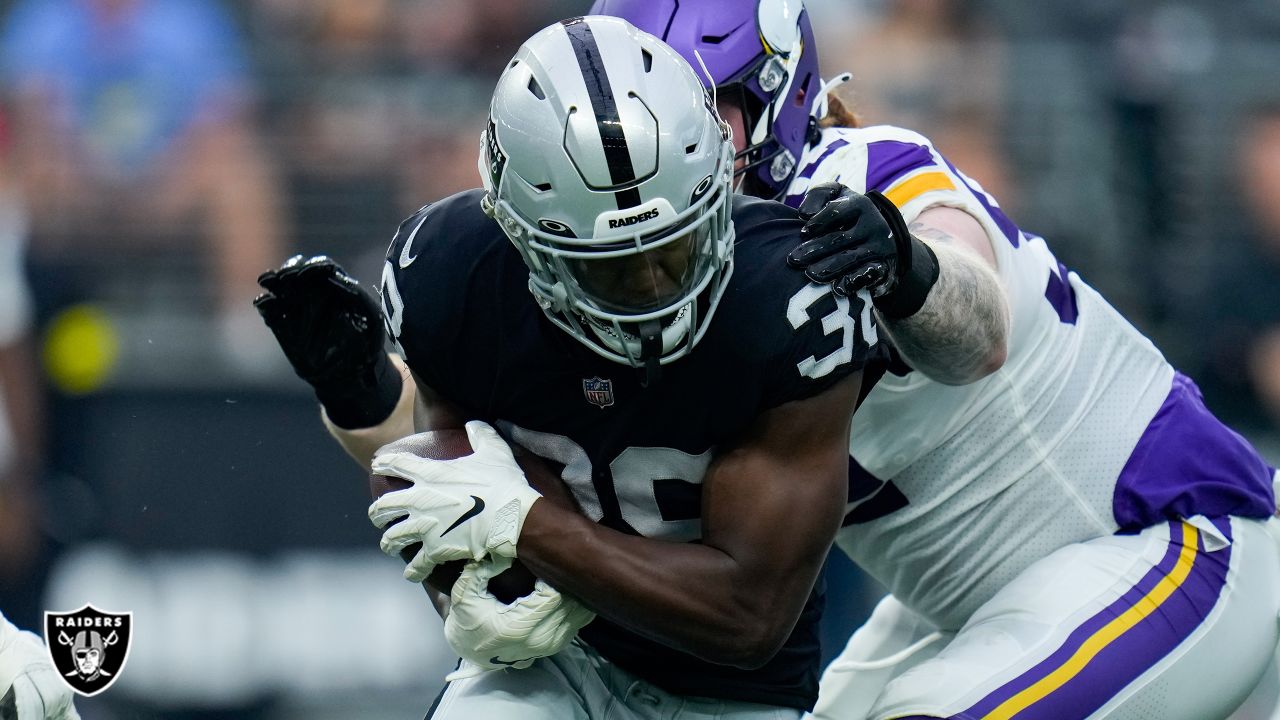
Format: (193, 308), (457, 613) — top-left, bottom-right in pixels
(44, 605), (133, 697)
(690, 174), (714, 204)
(538, 219), (577, 238)
(483, 119), (508, 190)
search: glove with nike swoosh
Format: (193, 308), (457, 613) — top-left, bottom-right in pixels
(443, 555), (595, 681)
(0, 612), (80, 720)
(369, 421), (543, 582)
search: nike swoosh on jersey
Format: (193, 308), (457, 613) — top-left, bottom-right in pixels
(441, 495), (486, 537)
(398, 213), (430, 268)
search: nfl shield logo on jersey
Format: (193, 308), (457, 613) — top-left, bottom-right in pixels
(582, 377), (615, 409)
(44, 605), (133, 697)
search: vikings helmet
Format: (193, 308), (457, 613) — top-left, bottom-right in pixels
(592, 0), (826, 200)
(480, 16), (735, 372)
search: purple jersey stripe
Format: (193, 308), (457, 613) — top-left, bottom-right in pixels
(865, 140), (937, 193)
(961, 520), (1232, 719)
(1113, 373), (1276, 530)
(940, 156), (1020, 247)
(783, 140), (852, 208)
(1044, 261), (1078, 324)
(798, 139), (850, 181)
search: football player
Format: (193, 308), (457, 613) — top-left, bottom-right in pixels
(0, 611), (79, 720)
(258, 16), (886, 719)
(595, 1), (1280, 719)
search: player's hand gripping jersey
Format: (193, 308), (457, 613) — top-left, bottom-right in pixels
(380, 188), (884, 710)
(779, 123), (1280, 720)
(783, 122), (1274, 627)
(787, 124), (1276, 630)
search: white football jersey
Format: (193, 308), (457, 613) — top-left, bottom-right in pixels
(787, 125), (1276, 630)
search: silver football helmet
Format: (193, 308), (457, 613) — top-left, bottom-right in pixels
(480, 15), (735, 371)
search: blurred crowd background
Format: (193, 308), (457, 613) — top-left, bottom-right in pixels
(0, 1), (1277, 718)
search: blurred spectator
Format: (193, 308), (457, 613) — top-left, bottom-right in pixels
(0, 0), (287, 365)
(250, 0), (407, 283)
(397, 0), (569, 77)
(1200, 104), (1280, 432)
(248, 0), (576, 284)
(0, 109), (46, 627)
(816, 0), (1013, 204)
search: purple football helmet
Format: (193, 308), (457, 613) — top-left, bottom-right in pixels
(592, 0), (824, 200)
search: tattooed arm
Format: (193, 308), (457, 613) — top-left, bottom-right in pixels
(883, 207), (1009, 385)
(792, 185), (1010, 386)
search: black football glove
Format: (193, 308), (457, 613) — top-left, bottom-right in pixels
(254, 255), (401, 428)
(787, 183), (939, 319)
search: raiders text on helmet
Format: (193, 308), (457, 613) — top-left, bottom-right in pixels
(479, 15), (736, 370)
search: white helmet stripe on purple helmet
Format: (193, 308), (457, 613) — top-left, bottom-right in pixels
(592, 0), (827, 202)
(758, 0), (803, 55)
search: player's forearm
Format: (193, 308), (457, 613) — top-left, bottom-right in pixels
(881, 238), (1009, 385)
(323, 355), (416, 470)
(518, 377), (855, 668)
(517, 505), (812, 669)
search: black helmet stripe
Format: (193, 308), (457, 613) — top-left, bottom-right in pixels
(560, 17), (641, 210)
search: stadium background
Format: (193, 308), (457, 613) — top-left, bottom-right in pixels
(0, 0), (1277, 718)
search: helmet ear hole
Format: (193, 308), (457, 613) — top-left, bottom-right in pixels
(793, 73), (811, 107)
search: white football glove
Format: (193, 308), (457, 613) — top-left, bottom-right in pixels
(369, 421), (542, 582)
(443, 556), (595, 681)
(0, 613), (80, 720)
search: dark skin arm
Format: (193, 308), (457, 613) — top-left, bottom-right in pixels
(516, 372), (860, 669)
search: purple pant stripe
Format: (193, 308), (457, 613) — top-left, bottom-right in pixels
(960, 520), (1232, 719)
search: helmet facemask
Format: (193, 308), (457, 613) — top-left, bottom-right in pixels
(480, 17), (738, 377)
(486, 140), (735, 373)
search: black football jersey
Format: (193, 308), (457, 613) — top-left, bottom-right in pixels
(381, 188), (885, 710)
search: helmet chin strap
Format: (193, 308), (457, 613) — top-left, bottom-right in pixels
(638, 319), (663, 388)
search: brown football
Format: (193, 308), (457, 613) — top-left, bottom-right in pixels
(370, 428), (573, 604)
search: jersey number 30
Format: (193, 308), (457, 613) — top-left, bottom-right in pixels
(787, 284), (877, 379)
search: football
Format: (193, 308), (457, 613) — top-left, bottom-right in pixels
(369, 428), (573, 604)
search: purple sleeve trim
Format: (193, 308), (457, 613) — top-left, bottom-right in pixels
(865, 140), (936, 192)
